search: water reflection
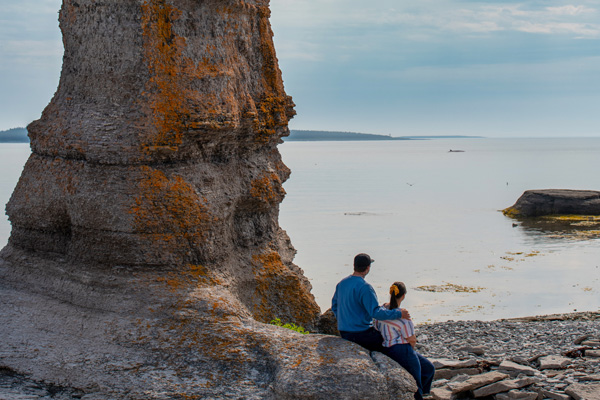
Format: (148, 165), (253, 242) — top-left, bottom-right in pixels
(513, 216), (600, 242)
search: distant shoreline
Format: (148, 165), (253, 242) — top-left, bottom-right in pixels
(0, 127), (28, 143)
(0, 127), (484, 143)
(285, 130), (483, 142)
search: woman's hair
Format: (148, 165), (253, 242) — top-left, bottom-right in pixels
(388, 281), (407, 310)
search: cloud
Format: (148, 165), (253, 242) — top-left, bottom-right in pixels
(546, 5), (595, 16)
(273, 1), (600, 39)
(516, 21), (600, 36)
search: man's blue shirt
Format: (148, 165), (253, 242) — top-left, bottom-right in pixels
(331, 275), (403, 332)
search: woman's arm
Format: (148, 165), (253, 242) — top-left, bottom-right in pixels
(406, 334), (417, 348)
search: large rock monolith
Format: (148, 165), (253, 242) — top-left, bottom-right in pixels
(0, 1), (416, 398)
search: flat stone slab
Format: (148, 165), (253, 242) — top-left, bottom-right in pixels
(473, 377), (536, 398)
(496, 390), (538, 400)
(586, 349), (600, 357)
(539, 389), (571, 400)
(499, 360), (538, 376)
(447, 371), (509, 394)
(565, 382), (600, 400)
(431, 358), (478, 369)
(538, 355), (571, 369)
(435, 368), (480, 380)
(581, 340), (600, 347)
(579, 373), (600, 381)
(431, 386), (454, 400)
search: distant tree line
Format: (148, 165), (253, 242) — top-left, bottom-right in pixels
(0, 127), (29, 143)
(285, 130), (408, 141)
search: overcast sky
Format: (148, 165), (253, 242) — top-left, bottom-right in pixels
(1, 0), (599, 137)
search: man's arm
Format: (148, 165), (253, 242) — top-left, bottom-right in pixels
(331, 287), (338, 318)
(361, 285), (404, 321)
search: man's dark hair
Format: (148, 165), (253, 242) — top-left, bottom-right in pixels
(353, 253), (374, 273)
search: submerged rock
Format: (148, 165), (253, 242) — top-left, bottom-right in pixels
(0, 0), (415, 398)
(503, 189), (600, 218)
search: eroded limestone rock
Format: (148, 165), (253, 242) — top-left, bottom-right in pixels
(0, 1), (416, 398)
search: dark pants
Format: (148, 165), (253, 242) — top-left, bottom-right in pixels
(339, 327), (386, 353)
(385, 343), (435, 400)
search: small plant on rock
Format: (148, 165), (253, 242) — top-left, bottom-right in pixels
(269, 318), (309, 334)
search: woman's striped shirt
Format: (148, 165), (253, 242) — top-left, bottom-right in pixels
(373, 317), (415, 347)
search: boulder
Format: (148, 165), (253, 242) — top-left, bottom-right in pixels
(503, 189), (600, 218)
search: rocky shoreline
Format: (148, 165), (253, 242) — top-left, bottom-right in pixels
(1, 311), (597, 399)
(416, 311), (600, 400)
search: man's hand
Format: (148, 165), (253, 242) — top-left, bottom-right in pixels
(401, 308), (411, 320)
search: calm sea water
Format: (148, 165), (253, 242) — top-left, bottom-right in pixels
(279, 138), (600, 323)
(1, 139), (599, 322)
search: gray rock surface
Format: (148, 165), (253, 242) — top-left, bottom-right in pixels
(503, 189), (600, 217)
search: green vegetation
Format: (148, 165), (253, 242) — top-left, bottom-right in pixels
(270, 318), (309, 334)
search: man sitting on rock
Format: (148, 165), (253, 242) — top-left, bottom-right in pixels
(332, 253), (411, 352)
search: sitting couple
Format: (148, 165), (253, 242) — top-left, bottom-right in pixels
(331, 253), (435, 400)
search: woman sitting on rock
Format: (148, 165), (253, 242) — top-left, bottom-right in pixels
(374, 282), (435, 400)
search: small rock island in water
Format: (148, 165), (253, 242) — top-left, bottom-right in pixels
(503, 189), (600, 218)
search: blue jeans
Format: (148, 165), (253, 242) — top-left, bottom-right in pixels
(339, 327), (386, 353)
(385, 344), (435, 400)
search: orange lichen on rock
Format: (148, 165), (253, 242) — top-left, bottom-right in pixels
(141, 0), (190, 149)
(130, 166), (213, 249)
(251, 252), (319, 328)
(140, 0), (237, 151)
(157, 264), (222, 292)
(250, 172), (285, 204)
(253, 6), (295, 142)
